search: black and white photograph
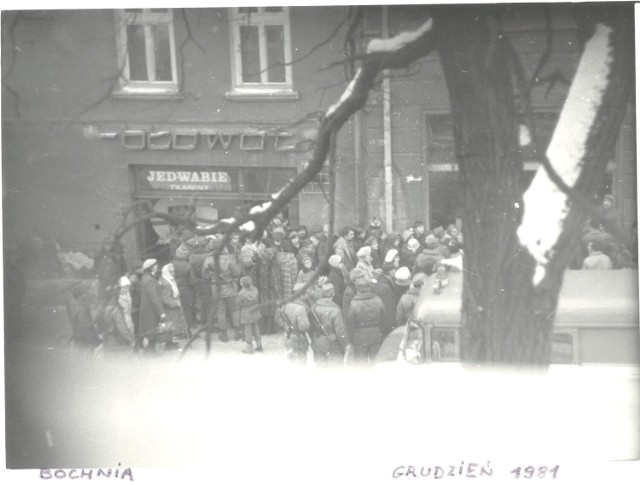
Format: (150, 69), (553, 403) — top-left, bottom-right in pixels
(2, 1), (639, 484)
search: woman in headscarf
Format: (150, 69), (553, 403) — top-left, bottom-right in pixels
(159, 263), (188, 340)
(99, 280), (135, 354)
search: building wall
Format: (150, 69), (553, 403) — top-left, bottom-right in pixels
(2, 7), (356, 262)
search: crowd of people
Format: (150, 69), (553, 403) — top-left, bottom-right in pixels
(74, 194), (635, 364)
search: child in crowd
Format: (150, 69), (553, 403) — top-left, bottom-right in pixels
(238, 276), (263, 354)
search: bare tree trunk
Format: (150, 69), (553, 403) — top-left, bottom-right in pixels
(433, 6), (634, 366)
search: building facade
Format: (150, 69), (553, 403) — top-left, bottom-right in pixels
(2, 6), (636, 268)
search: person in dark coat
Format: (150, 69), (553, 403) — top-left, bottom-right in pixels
(396, 273), (426, 329)
(333, 226), (357, 273)
(413, 234), (445, 276)
(203, 242), (243, 342)
(278, 283), (311, 365)
(345, 276), (387, 364)
(372, 262), (398, 338)
(138, 258), (167, 352)
(67, 282), (100, 352)
(171, 244), (196, 333)
(309, 283), (349, 366)
(190, 236), (214, 326)
(327, 254), (347, 307)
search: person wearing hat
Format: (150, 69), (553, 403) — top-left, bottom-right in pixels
(98, 277), (136, 355)
(413, 234), (445, 276)
(190, 236), (214, 328)
(345, 274), (387, 364)
(307, 275), (328, 304)
(333, 226), (357, 273)
(309, 283), (349, 367)
(384, 248), (401, 269)
(159, 263), (188, 343)
(343, 267), (367, 319)
(296, 238), (317, 270)
(274, 236), (299, 301)
(127, 259), (144, 337)
(138, 259), (167, 352)
(238, 275), (263, 354)
(327, 254), (347, 307)
(355, 245), (376, 282)
(171, 243), (196, 334)
(396, 272), (426, 329)
(364, 236), (383, 269)
(278, 282), (311, 365)
(296, 256), (315, 284)
(599, 193), (620, 232)
(203, 244), (243, 342)
(440, 241), (463, 272)
(394, 266), (412, 303)
(372, 261), (399, 338)
(400, 235), (421, 268)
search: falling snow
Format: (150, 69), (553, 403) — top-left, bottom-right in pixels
(517, 23), (614, 284)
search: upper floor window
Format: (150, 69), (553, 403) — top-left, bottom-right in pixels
(227, 7), (298, 100)
(113, 9), (180, 98)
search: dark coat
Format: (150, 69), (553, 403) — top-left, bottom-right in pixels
(396, 287), (420, 329)
(100, 301), (135, 350)
(139, 272), (164, 337)
(346, 292), (386, 348)
(372, 274), (398, 336)
(328, 267), (346, 307)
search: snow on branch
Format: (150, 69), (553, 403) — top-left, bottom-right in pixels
(367, 18), (433, 54)
(517, 23), (614, 285)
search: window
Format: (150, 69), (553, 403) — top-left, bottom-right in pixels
(114, 9), (179, 98)
(303, 166), (330, 194)
(227, 7), (297, 100)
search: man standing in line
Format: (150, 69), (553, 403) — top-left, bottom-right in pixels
(279, 282), (311, 365)
(309, 283), (349, 367)
(346, 274), (387, 365)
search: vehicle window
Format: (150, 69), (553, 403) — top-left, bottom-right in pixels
(430, 328), (460, 361)
(550, 332), (574, 364)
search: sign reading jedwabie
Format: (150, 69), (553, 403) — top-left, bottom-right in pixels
(135, 167), (238, 193)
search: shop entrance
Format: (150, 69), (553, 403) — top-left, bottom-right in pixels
(130, 165), (298, 260)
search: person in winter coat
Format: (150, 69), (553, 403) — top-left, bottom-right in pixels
(310, 283), (349, 366)
(98, 285), (135, 354)
(400, 236), (421, 268)
(203, 242), (243, 342)
(159, 263), (188, 341)
(582, 240), (613, 270)
(396, 273), (426, 329)
(384, 248), (401, 270)
(346, 276), (387, 364)
(296, 256), (315, 284)
(327, 254), (347, 307)
(238, 276), (263, 354)
(96, 239), (127, 300)
(355, 245), (376, 282)
(190, 236), (213, 326)
(296, 238), (317, 269)
(394, 266), (412, 302)
(138, 259), (167, 351)
(364, 236), (383, 269)
(275, 239), (299, 301)
(67, 282), (100, 352)
(116, 276), (135, 337)
(333, 226), (357, 273)
(278, 283), (311, 365)
(171, 244), (196, 333)
(372, 262), (398, 338)
(342, 267), (366, 324)
(413, 234), (446, 276)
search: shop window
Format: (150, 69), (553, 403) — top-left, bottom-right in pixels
(303, 167), (330, 194)
(113, 9), (179, 98)
(227, 7), (297, 100)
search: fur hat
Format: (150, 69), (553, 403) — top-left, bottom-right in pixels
(357, 245), (372, 259)
(384, 249), (399, 263)
(321, 283), (334, 296)
(317, 275), (329, 286)
(394, 266), (412, 286)
(175, 244), (190, 259)
(272, 227), (286, 240)
(240, 276), (252, 288)
(328, 255), (342, 268)
(407, 237), (420, 253)
(142, 258), (157, 271)
(425, 234), (438, 246)
(288, 231), (300, 240)
(349, 267), (367, 284)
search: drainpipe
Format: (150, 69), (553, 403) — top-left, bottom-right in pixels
(382, 6), (393, 233)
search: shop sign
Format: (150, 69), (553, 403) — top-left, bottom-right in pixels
(136, 168), (236, 192)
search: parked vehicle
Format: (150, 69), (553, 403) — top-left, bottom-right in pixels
(376, 270), (639, 366)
